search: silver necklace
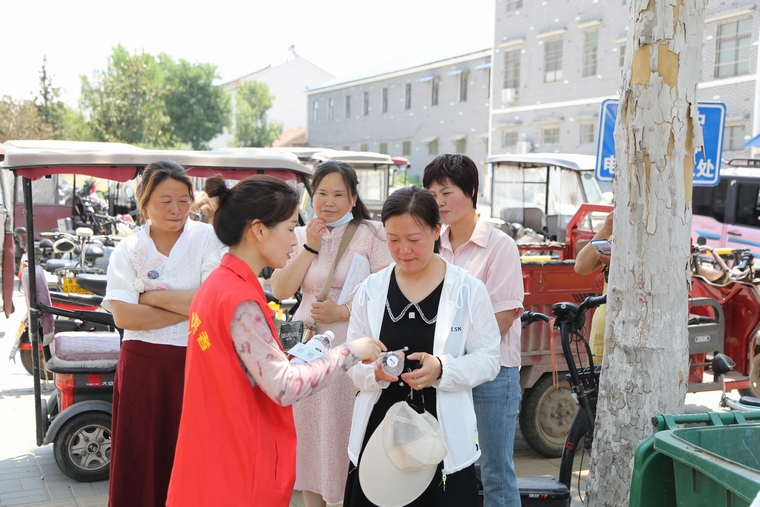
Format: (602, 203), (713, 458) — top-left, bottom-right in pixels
(385, 299), (437, 325)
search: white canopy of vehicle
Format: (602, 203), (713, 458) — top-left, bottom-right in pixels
(310, 149), (393, 166)
(2, 140), (312, 177)
(487, 153), (596, 172)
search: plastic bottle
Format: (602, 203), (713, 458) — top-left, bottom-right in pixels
(382, 347), (408, 376)
(289, 330), (335, 365)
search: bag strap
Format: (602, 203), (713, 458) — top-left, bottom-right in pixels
(316, 219), (361, 302)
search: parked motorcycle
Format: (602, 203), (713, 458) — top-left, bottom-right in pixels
(9, 227), (116, 374)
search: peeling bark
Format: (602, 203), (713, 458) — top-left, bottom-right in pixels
(584, 1), (706, 506)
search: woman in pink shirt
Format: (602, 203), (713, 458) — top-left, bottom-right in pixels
(424, 154), (524, 507)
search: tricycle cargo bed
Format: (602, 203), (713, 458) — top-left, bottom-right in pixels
(520, 260), (604, 384)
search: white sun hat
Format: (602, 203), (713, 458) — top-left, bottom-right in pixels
(359, 400), (448, 507)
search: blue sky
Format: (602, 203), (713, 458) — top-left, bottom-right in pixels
(1, 0), (494, 107)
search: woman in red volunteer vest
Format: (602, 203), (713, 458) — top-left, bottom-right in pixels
(167, 175), (385, 507)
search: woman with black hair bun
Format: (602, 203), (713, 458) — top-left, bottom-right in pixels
(167, 175), (385, 507)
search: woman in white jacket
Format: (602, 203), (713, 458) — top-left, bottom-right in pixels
(343, 186), (500, 507)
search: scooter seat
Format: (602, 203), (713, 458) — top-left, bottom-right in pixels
(45, 259), (79, 272)
(76, 274), (108, 296)
(53, 331), (120, 362)
(739, 396), (760, 407)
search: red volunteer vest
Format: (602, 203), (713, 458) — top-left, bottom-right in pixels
(166, 253), (296, 507)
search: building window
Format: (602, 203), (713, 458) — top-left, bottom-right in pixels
(454, 136), (467, 154)
(725, 124), (746, 151)
(503, 49), (520, 89)
(402, 141), (412, 156)
(379, 142), (388, 154)
(544, 39), (563, 83)
(459, 71), (469, 102)
(428, 138), (439, 156)
(360, 143), (368, 152)
(328, 98), (334, 121)
(506, 0), (522, 12)
(580, 123), (595, 144)
(501, 129), (519, 149)
(363, 92), (369, 116)
(382, 88), (388, 113)
(342, 145), (350, 150)
(714, 18), (752, 78)
(541, 126), (560, 146)
(619, 43), (626, 67)
(345, 96), (351, 118)
(486, 68), (491, 98)
(432, 78), (440, 106)
(405, 83), (412, 110)
(583, 31), (599, 77)
(312, 101), (318, 122)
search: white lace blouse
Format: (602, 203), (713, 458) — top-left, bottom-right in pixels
(103, 220), (226, 347)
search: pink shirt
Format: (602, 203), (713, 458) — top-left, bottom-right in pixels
(439, 215), (524, 367)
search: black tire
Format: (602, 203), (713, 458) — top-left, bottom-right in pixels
(520, 374), (577, 458)
(53, 412), (112, 482)
(19, 347), (52, 379)
(740, 351), (760, 397)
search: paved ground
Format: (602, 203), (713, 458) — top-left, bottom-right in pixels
(0, 288), (727, 507)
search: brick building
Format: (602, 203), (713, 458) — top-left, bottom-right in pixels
(306, 39), (492, 183)
(490, 0), (759, 160)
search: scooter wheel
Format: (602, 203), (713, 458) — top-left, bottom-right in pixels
(53, 412), (111, 482)
(19, 348), (52, 380)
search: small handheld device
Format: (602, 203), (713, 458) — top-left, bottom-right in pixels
(591, 239), (612, 256)
(382, 347), (408, 376)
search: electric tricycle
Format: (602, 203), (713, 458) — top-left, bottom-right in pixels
(1, 140), (313, 481)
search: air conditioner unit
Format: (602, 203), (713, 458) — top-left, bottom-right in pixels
(501, 88), (517, 105)
(517, 140), (533, 154)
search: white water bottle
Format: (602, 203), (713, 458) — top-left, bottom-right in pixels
(289, 330), (335, 365)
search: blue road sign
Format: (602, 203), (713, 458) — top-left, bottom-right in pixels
(595, 99), (726, 187)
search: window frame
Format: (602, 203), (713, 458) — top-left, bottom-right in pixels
(402, 140), (412, 156)
(501, 129), (519, 150)
(714, 18), (752, 79)
(459, 71), (469, 102)
(328, 98), (334, 121)
(428, 138), (439, 156)
(725, 124), (747, 151)
(580, 123), (595, 144)
(363, 92), (369, 116)
(431, 78), (440, 106)
(582, 30), (599, 77)
(345, 95), (351, 118)
(382, 88), (388, 113)
(405, 83), (412, 110)
(544, 38), (564, 83)
(503, 49), (521, 90)
(541, 126), (561, 146)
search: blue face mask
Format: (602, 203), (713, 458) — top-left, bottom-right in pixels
(325, 211), (354, 228)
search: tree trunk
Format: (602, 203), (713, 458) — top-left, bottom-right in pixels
(585, 1), (706, 506)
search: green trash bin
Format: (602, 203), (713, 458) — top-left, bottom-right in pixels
(630, 411), (760, 507)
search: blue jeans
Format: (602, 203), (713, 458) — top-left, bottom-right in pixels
(473, 366), (521, 507)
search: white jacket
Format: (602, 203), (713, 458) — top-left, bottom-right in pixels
(346, 259), (501, 475)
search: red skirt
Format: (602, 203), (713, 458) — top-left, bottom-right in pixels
(108, 340), (186, 507)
